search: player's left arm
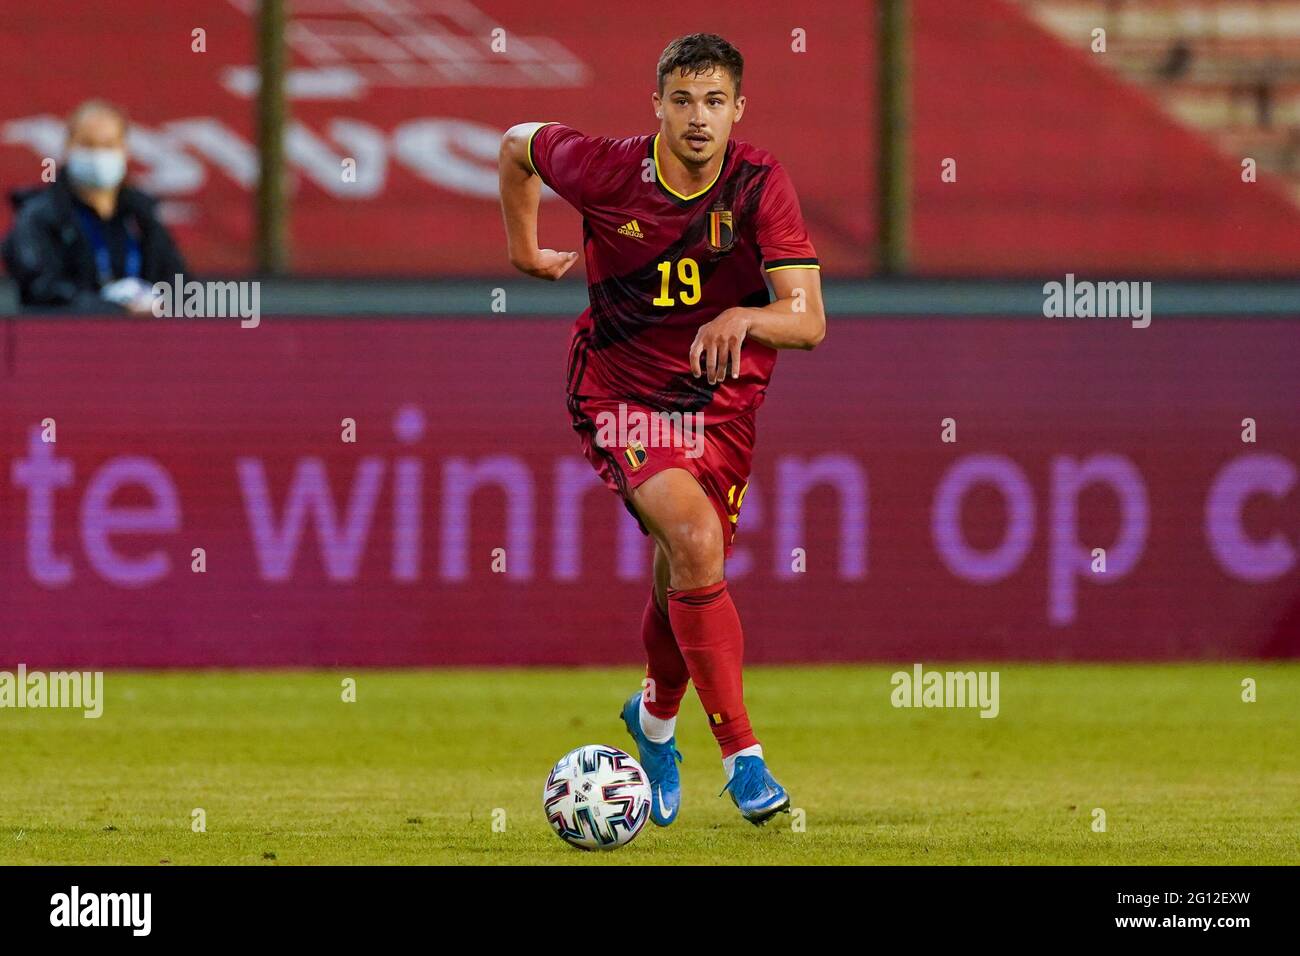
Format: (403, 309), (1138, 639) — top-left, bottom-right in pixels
(690, 161), (826, 384)
(689, 269), (825, 383)
(741, 266), (826, 351)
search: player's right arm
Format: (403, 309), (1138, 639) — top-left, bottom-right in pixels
(499, 123), (578, 281)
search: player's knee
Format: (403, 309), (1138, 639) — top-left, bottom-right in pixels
(671, 516), (722, 558)
(662, 517), (723, 583)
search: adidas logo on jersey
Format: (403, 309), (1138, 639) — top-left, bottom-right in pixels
(617, 218), (645, 239)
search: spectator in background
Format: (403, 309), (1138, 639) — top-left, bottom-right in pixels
(2, 99), (185, 313)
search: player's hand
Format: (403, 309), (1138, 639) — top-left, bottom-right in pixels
(511, 248), (579, 281)
(690, 309), (751, 385)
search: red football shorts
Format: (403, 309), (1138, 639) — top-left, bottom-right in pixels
(569, 397), (757, 555)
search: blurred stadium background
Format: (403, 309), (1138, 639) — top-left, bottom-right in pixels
(1, 0), (1296, 666)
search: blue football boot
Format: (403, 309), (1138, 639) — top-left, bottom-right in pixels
(720, 754), (790, 826)
(620, 691), (683, 826)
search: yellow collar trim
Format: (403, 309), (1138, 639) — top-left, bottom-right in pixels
(653, 132), (724, 201)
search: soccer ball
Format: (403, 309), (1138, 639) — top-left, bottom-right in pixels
(543, 744), (652, 850)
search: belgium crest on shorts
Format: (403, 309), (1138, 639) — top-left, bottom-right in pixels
(624, 440), (648, 471)
(706, 204), (734, 252)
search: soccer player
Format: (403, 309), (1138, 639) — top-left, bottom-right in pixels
(498, 33), (825, 826)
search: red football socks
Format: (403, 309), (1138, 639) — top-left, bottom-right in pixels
(640, 589), (689, 720)
(666, 580), (759, 757)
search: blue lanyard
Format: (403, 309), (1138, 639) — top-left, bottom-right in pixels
(74, 204), (142, 285)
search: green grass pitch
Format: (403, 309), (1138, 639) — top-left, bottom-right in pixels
(1, 664), (1296, 865)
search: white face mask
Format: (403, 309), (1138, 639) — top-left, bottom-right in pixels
(65, 147), (127, 190)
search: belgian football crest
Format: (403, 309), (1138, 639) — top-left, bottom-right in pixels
(624, 440), (648, 471)
(706, 204), (734, 253)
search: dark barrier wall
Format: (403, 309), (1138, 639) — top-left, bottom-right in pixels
(1, 317), (1296, 665)
(4, 0), (1300, 276)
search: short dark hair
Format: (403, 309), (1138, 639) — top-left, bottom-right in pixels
(657, 34), (744, 98)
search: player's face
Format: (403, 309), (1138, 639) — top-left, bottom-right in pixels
(653, 67), (745, 168)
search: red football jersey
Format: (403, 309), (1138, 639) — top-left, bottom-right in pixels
(529, 123), (819, 422)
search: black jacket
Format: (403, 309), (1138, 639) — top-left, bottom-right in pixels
(1, 179), (186, 312)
